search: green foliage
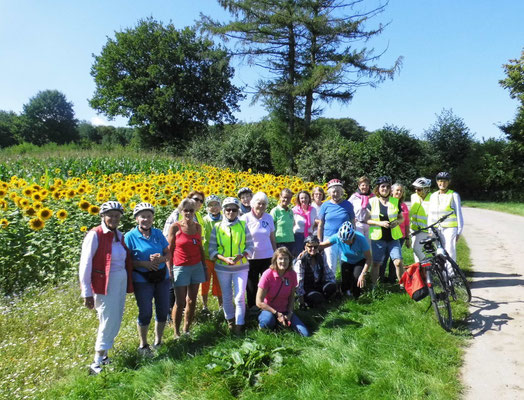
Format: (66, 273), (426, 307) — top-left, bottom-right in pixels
(90, 18), (243, 146)
(0, 110), (20, 148)
(20, 90), (78, 145)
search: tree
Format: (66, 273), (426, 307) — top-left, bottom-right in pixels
(499, 49), (524, 148)
(0, 111), (20, 148)
(202, 0), (401, 137)
(90, 18), (243, 146)
(20, 90), (78, 145)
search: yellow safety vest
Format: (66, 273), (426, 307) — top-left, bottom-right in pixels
(429, 190), (458, 228)
(409, 192), (431, 231)
(369, 197), (403, 240)
(216, 221), (248, 266)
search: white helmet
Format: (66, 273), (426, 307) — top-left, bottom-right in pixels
(205, 194), (221, 206)
(133, 202), (155, 217)
(222, 197), (241, 209)
(99, 201), (124, 216)
(412, 177), (431, 189)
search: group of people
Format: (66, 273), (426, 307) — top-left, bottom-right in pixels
(79, 172), (463, 374)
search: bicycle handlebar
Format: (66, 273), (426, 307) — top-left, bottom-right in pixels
(413, 212), (454, 235)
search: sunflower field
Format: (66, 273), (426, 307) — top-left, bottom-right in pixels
(0, 151), (323, 295)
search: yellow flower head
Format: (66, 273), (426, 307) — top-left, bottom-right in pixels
(56, 209), (68, 220)
(38, 208), (53, 220)
(80, 226), (88, 232)
(78, 200), (90, 211)
(0, 218), (8, 228)
(32, 192), (43, 202)
(25, 206), (37, 216)
(66, 189), (76, 199)
(88, 205), (100, 216)
(29, 217), (45, 231)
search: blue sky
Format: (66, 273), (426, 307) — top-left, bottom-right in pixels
(0, 0), (522, 140)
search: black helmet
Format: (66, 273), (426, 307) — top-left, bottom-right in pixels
(375, 176), (392, 186)
(436, 171), (451, 180)
(304, 235), (320, 245)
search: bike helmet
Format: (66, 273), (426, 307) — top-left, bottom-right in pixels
(338, 221), (356, 241)
(222, 197), (241, 209)
(133, 202), (155, 217)
(375, 176), (392, 186)
(304, 234), (320, 245)
(327, 179), (343, 189)
(436, 171), (451, 180)
(412, 177), (431, 189)
(237, 187), (252, 197)
(99, 201), (124, 216)
(205, 194), (221, 206)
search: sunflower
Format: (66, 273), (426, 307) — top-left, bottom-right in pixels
(0, 218), (8, 228)
(56, 209), (68, 220)
(23, 187), (33, 196)
(78, 200), (90, 211)
(66, 189), (76, 199)
(33, 201), (43, 210)
(38, 208), (53, 220)
(80, 226), (88, 232)
(0, 189), (6, 197)
(158, 198), (168, 207)
(25, 206), (37, 216)
(32, 192), (43, 201)
(29, 217), (45, 231)
(88, 205), (100, 216)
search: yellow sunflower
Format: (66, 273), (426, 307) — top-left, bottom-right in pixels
(56, 209), (68, 220)
(0, 218), (9, 228)
(22, 187), (33, 196)
(38, 208), (53, 220)
(66, 189), (76, 199)
(25, 206), (37, 216)
(88, 205), (100, 216)
(80, 226), (88, 232)
(29, 217), (45, 231)
(78, 200), (90, 211)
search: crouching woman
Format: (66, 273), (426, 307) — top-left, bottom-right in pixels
(79, 201), (134, 375)
(256, 247), (310, 337)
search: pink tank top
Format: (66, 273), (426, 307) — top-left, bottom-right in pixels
(173, 223), (202, 266)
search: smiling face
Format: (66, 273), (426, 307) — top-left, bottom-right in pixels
(103, 210), (122, 230)
(358, 181), (370, 194)
(182, 207), (195, 221)
(329, 186), (343, 202)
(276, 254), (290, 272)
(298, 192), (310, 208)
(223, 205), (239, 221)
(378, 183), (391, 198)
(240, 192), (252, 207)
(207, 201), (221, 216)
(280, 192), (292, 208)
(253, 200), (267, 216)
(305, 242), (319, 256)
(437, 179), (450, 191)
(312, 190), (324, 205)
(392, 185), (403, 200)
(191, 195), (204, 211)
(135, 210), (154, 231)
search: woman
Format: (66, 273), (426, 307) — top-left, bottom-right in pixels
(240, 191), (276, 310)
(319, 222), (372, 299)
(365, 176), (404, 285)
(428, 172), (464, 267)
(237, 187), (253, 216)
(311, 186), (325, 215)
(209, 197), (254, 334)
(79, 201), (133, 375)
(125, 203), (170, 355)
(270, 188), (295, 253)
(167, 198), (208, 338)
(379, 183), (410, 283)
(292, 190), (317, 257)
(256, 247), (309, 337)
(409, 177), (432, 262)
(317, 179), (355, 276)
(294, 235), (336, 307)
(348, 176), (374, 244)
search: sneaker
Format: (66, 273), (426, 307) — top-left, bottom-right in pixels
(89, 363), (102, 375)
(138, 345), (153, 357)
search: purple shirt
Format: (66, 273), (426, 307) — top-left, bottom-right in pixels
(241, 211), (275, 259)
(258, 268), (297, 313)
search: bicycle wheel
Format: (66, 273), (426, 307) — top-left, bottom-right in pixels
(427, 266), (453, 331)
(447, 258), (471, 303)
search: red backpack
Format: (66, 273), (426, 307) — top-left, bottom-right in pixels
(400, 262), (429, 301)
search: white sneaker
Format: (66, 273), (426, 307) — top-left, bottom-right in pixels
(89, 363), (102, 375)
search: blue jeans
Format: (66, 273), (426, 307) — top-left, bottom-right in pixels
(258, 310), (310, 337)
(133, 278), (171, 326)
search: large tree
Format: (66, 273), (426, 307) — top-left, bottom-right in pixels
(202, 0), (401, 136)
(20, 90), (78, 145)
(499, 48), (524, 148)
(0, 111), (20, 148)
(90, 18), (243, 145)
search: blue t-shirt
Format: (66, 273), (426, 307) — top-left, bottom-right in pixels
(319, 200), (355, 237)
(328, 231), (370, 264)
(125, 226), (169, 283)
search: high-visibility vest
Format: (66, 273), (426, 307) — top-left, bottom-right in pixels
(178, 211), (204, 227)
(409, 192), (431, 231)
(369, 197), (402, 240)
(429, 190), (458, 228)
(215, 221), (248, 266)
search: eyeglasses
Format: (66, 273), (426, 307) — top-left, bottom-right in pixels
(183, 209), (195, 213)
(224, 208), (238, 213)
(415, 188), (424, 192)
(306, 245), (319, 249)
(192, 197), (204, 203)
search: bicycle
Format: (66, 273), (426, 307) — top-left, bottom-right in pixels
(415, 212), (471, 304)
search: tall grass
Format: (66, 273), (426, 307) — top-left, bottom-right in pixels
(463, 201), (524, 217)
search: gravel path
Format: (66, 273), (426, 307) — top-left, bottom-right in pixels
(461, 207), (524, 399)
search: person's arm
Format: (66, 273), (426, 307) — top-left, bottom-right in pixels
(197, 224), (209, 280)
(453, 192), (464, 238)
(270, 231), (277, 251)
(79, 230), (98, 309)
(317, 219), (324, 241)
(166, 223), (179, 268)
(365, 205), (388, 228)
(285, 286), (296, 322)
(243, 223), (254, 258)
(357, 249), (373, 288)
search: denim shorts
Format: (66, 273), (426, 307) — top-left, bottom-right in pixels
(172, 262), (206, 287)
(371, 239), (402, 263)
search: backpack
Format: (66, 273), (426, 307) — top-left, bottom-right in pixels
(400, 262), (429, 301)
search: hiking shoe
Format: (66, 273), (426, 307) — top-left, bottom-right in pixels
(138, 345), (153, 357)
(101, 356), (112, 365)
(89, 363), (102, 375)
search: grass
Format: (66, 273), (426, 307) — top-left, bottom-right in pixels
(463, 201), (524, 217)
(1, 239), (473, 400)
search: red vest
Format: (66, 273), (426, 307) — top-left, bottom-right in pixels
(91, 225), (134, 295)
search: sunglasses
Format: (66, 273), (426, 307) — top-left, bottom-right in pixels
(224, 208), (238, 213)
(192, 197), (204, 203)
(183, 209), (195, 213)
(306, 245), (319, 249)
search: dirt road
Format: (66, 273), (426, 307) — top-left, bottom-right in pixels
(461, 207), (524, 399)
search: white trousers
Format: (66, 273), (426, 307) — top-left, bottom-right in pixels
(94, 269), (127, 352)
(324, 244), (341, 277)
(216, 269), (248, 325)
(438, 227), (458, 275)
(411, 231), (430, 262)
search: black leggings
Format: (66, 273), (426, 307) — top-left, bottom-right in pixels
(246, 258), (272, 308)
(341, 259), (366, 299)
